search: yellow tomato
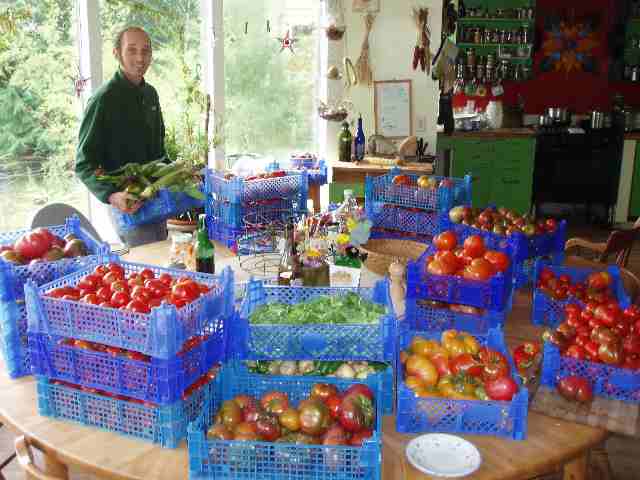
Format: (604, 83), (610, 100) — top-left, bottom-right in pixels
(404, 375), (426, 392)
(405, 354), (439, 387)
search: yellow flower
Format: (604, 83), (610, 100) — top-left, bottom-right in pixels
(336, 233), (350, 245)
(347, 218), (358, 231)
(305, 248), (321, 258)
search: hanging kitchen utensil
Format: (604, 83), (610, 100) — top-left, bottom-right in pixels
(327, 65), (342, 80)
(344, 57), (358, 88)
(355, 13), (376, 86)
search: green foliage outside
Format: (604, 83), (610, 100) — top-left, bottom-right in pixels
(0, 0), (316, 232)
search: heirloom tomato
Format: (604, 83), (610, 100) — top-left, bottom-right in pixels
(299, 399), (330, 436)
(477, 347), (510, 381)
(279, 408), (301, 432)
(261, 391), (290, 416)
(450, 353), (483, 378)
(437, 374), (477, 400)
(405, 355), (438, 387)
(311, 383), (339, 402)
(433, 231), (457, 251)
(484, 376), (518, 401)
(441, 330), (480, 356)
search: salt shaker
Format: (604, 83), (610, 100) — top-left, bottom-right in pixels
(389, 260), (406, 320)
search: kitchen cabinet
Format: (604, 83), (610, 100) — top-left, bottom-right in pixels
(446, 135), (535, 213)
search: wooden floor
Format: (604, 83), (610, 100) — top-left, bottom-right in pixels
(1, 222), (640, 479)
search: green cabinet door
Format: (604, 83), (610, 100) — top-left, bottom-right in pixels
(451, 140), (492, 208)
(490, 139), (535, 214)
(629, 143), (640, 217)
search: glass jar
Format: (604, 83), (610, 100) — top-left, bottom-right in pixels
(169, 232), (193, 270)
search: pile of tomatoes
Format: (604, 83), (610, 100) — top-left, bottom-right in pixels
(400, 330), (519, 402)
(45, 263), (213, 313)
(391, 174), (454, 190)
(537, 267), (615, 303)
(424, 231), (511, 281)
(544, 300), (640, 371)
(57, 334), (210, 363)
(207, 383), (376, 447)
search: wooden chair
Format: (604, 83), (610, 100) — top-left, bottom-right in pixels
(564, 218), (640, 268)
(14, 436), (66, 480)
(0, 423), (16, 480)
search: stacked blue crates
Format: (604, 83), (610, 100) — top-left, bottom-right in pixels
(365, 168), (472, 241)
(0, 216), (109, 378)
(187, 279), (394, 479)
(25, 257), (234, 448)
(204, 169), (308, 252)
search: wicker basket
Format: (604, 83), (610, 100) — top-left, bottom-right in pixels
(359, 239), (428, 277)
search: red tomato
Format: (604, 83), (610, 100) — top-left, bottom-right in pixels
(144, 279), (168, 298)
(324, 394), (343, 419)
(565, 303), (582, 317)
(198, 283), (211, 294)
(127, 274), (145, 288)
(110, 280), (129, 294)
(94, 265), (109, 277)
(484, 376), (518, 401)
(427, 259), (457, 276)
(434, 250), (460, 273)
(98, 301), (112, 308)
(80, 293), (100, 305)
(463, 258), (494, 282)
(140, 268), (155, 281)
(462, 235), (486, 259)
(433, 231), (457, 251)
(539, 268), (555, 285)
(173, 281), (200, 301)
(14, 230), (51, 260)
(565, 344), (586, 360)
(96, 286), (112, 303)
(78, 274), (101, 292)
(453, 247), (474, 267)
(131, 286), (152, 303)
(158, 273), (173, 287)
(148, 297), (163, 309)
(483, 250), (510, 273)
(168, 295), (187, 309)
(111, 291), (130, 308)
(102, 271), (122, 286)
(126, 299), (150, 314)
(107, 263), (125, 278)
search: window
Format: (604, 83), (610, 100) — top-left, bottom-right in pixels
(223, 0), (320, 165)
(0, 0), (89, 232)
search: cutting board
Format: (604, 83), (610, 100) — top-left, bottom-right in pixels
(531, 386), (640, 437)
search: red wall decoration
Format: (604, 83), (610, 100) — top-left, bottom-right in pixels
(500, 0), (640, 114)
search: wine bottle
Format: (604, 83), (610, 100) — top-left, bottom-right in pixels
(338, 121), (353, 162)
(195, 214), (215, 274)
(355, 115), (366, 161)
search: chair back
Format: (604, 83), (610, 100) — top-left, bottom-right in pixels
(30, 203), (102, 241)
(600, 228), (638, 267)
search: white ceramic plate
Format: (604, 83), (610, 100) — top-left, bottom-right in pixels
(405, 433), (482, 478)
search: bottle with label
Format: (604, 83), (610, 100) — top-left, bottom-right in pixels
(195, 214), (215, 274)
(354, 115), (366, 161)
(338, 121), (353, 162)
(279, 218), (302, 285)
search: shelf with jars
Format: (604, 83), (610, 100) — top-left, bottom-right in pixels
(454, 1), (536, 83)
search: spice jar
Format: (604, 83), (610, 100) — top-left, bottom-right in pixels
(169, 232), (193, 270)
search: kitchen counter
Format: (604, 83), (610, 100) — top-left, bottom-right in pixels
(624, 132), (640, 141)
(438, 128), (536, 140)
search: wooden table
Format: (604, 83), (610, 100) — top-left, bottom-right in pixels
(0, 245), (608, 480)
(330, 160), (434, 203)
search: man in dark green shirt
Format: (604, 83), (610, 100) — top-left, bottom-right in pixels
(75, 26), (167, 247)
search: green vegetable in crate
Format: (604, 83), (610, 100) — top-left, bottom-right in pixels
(249, 293), (385, 325)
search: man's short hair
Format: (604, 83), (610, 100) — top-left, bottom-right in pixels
(113, 26), (150, 52)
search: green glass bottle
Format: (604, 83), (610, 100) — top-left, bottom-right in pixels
(338, 121), (353, 162)
(195, 214), (215, 274)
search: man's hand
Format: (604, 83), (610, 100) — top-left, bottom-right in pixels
(109, 191), (142, 214)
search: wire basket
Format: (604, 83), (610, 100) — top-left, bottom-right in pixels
(359, 238), (428, 277)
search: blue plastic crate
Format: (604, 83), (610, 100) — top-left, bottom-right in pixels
(405, 295), (509, 334)
(29, 329), (225, 404)
(437, 217), (567, 288)
(229, 279), (396, 362)
(367, 204), (447, 238)
(0, 216), (109, 302)
(207, 197), (306, 230)
(0, 299), (30, 378)
(274, 159), (328, 186)
(37, 371), (216, 448)
(364, 169), (472, 214)
(407, 245), (513, 311)
(541, 342), (640, 403)
(204, 169), (308, 205)
(369, 228), (432, 243)
(26, 259), (234, 359)
(531, 260), (631, 328)
(396, 326), (528, 439)
(112, 188), (205, 233)
(187, 362), (383, 480)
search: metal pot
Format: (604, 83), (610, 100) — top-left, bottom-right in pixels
(590, 111), (605, 130)
(538, 115), (553, 127)
(547, 107), (570, 124)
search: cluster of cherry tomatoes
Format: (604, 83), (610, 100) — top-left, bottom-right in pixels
(400, 330), (519, 402)
(57, 334), (211, 363)
(424, 231), (511, 282)
(208, 383), (376, 447)
(45, 263), (213, 313)
(537, 267), (615, 303)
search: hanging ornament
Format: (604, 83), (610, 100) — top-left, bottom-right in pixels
(277, 30), (297, 53)
(355, 13), (376, 86)
(72, 69), (91, 98)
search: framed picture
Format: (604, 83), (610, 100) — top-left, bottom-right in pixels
(353, 0), (380, 13)
(374, 80), (412, 139)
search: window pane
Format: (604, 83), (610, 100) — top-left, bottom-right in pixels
(0, 1), (89, 232)
(100, 1), (205, 166)
(224, 0), (319, 161)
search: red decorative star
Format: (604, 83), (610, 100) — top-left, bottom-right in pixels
(277, 30), (296, 53)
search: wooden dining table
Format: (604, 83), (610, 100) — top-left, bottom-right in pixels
(0, 242), (609, 480)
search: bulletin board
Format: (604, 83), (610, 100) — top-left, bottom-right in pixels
(373, 80), (412, 139)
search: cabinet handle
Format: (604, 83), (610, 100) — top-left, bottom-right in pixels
(502, 179), (520, 185)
